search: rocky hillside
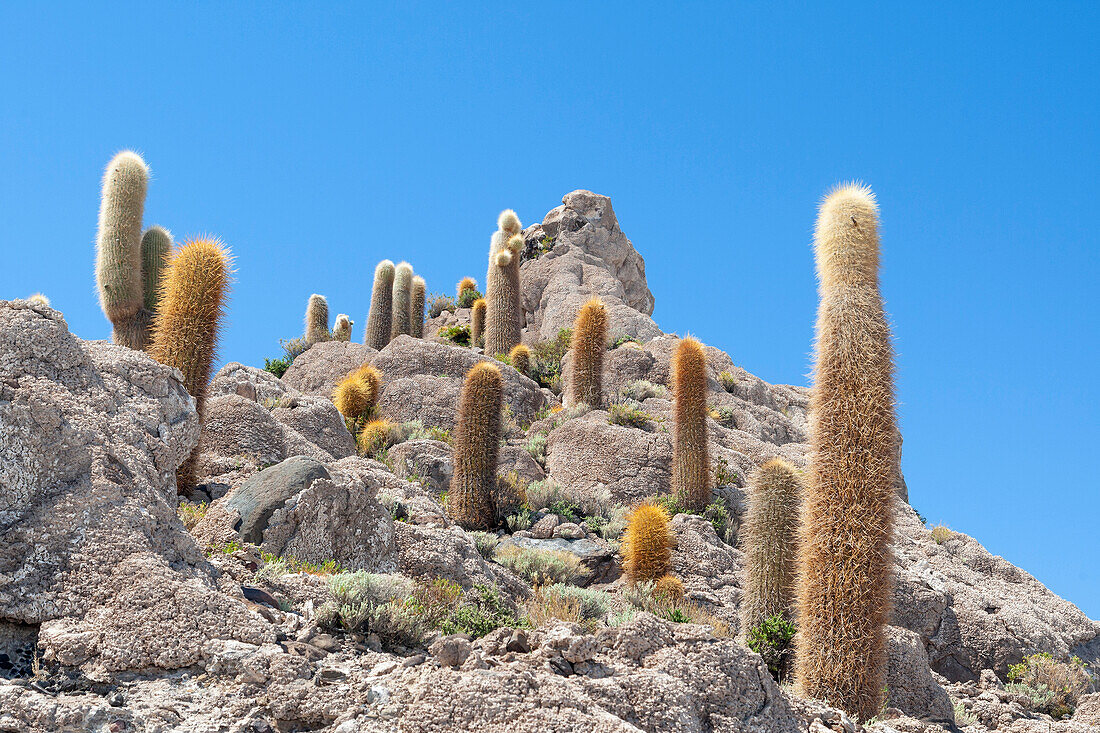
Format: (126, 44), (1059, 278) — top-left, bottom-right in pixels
(1, 191), (1097, 732)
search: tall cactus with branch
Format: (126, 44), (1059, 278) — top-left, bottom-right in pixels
(365, 260), (395, 349)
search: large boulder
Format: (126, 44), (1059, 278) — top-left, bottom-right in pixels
(282, 340), (377, 398)
(0, 301), (273, 675)
(521, 191), (661, 342)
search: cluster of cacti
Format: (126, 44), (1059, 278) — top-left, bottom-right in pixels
(332, 314), (353, 341)
(471, 298), (486, 347)
(740, 459), (802, 640)
(362, 259), (428, 348)
(95, 151), (173, 351)
(410, 276), (426, 338)
(508, 343), (530, 377)
(621, 502), (674, 583)
(671, 337), (711, 510)
(566, 297), (607, 407)
(447, 362), (504, 530)
(304, 293), (331, 344)
(365, 260), (395, 349)
(484, 210), (524, 358)
(794, 183), (897, 720)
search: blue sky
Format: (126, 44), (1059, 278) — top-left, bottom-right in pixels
(2, 3), (1097, 617)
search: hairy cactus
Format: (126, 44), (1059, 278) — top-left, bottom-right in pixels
(354, 363), (383, 404)
(332, 314), (353, 341)
(357, 418), (397, 458)
(457, 277), (477, 298)
(27, 293), (50, 306)
(365, 259), (395, 349)
(390, 262), (414, 341)
(471, 298), (486, 347)
(447, 362), (504, 530)
(498, 209), (521, 235)
(140, 225), (171, 316)
(304, 294), (330, 344)
(484, 211), (524, 358)
(567, 297), (607, 407)
(410, 276), (426, 338)
(671, 337), (711, 510)
(95, 151), (151, 350)
(740, 459), (802, 639)
(622, 502), (673, 583)
(794, 183), (898, 720)
(508, 343), (531, 377)
(333, 374), (372, 423)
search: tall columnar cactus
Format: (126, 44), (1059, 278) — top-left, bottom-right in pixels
(390, 261), (414, 341)
(365, 259), (395, 349)
(622, 502), (673, 583)
(332, 314), (353, 341)
(671, 337), (711, 510)
(794, 183), (898, 720)
(484, 210), (524, 358)
(508, 343), (531, 377)
(471, 298), (487, 348)
(567, 297), (607, 407)
(740, 459), (802, 639)
(410, 276), (426, 338)
(140, 225), (171, 316)
(304, 293), (330, 344)
(447, 362), (504, 530)
(95, 151), (151, 350)
(148, 238), (232, 489)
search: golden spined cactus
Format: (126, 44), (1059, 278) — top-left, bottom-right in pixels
(365, 259), (395, 349)
(622, 502), (674, 583)
(357, 418), (398, 458)
(447, 362), (504, 530)
(471, 298), (487, 347)
(508, 343), (531, 377)
(140, 225), (171, 316)
(333, 372), (373, 424)
(740, 459), (802, 639)
(95, 151), (150, 350)
(671, 337), (711, 511)
(794, 183), (898, 720)
(354, 362), (383, 404)
(304, 293), (330, 344)
(332, 314), (353, 342)
(567, 297), (607, 407)
(484, 211), (523, 358)
(410, 276), (426, 338)
(27, 293), (50, 306)
(457, 277), (477, 299)
(390, 261), (414, 341)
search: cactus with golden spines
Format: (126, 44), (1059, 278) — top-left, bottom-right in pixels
(794, 183), (898, 720)
(447, 362), (504, 530)
(304, 293), (331, 344)
(484, 210), (524, 358)
(410, 276), (426, 338)
(508, 343), (531, 377)
(390, 262), (414, 341)
(567, 297), (607, 407)
(621, 502), (673, 583)
(365, 259), (395, 349)
(471, 298), (486, 348)
(671, 337), (711, 510)
(332, 314), (353, 342)
(457, 277), (477, 299)
(332, 364), (380, 424)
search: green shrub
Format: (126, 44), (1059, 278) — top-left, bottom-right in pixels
(618, 380), (667, 402)
(439, 324), (471, 346)
(493, 545), (582, 586)
(1005, 653), (1095, 719)
(524, 433), (547, 466)
(709, 406), (737, 428)
(610, 335), (641, 349)
(703, 500), (735, 543)
(470, 531), (500, 559)
(264, 357), (291, 378)
(177, 500), (208, 530)
(438, 584), (518, 638)
(456, 287), (482, 309)
(609, 401), (652, 429)
(504, 508), (533, 533)
(529, 328), (572, 392)
(714, 456), (739, 486)
(428, 293), (455, 318)
(622, 580), (731, 636)
(745, 614), (797, 683)
(524, 479), (569, 513)
(281, 337), (309, 362)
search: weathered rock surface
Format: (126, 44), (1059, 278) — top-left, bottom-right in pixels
(282, 340), (378, 398)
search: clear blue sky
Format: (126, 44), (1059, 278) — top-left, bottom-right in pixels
(2, 3), (1096, 617)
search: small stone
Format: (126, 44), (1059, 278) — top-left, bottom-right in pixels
(309, 633), (339, 652)
(553, 522), (585, 540)
(402, 654), (426, 667)
(506, 630), (530, 653)
(429, 635), (472, 668)
(530, 514), (560, 539)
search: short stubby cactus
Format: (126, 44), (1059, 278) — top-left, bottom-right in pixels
(140, 225), (171, 316)
(508, 343), (531, 377)
(567, 297), (607, 407)
(410, 275), (426, 338)
(333, 366), (379, 425)
(27, 293), (50, 306)
(305, 293), (330, 344)
(365, 259), (395, 349)
(332, 313), (353, 341)
(95, 151), (151, 350)
(740, 459), (802, 639)
(671, 337), (711, 510)
(484, 211), (523, 358)
(622, 502), (673, 583)
(447, 362), (504, 530)
(471, 298), (487, 347)
(390, 261), (414, 341)
(794, 183), (898, 720)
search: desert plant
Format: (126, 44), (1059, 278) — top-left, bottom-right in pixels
(140, 225), (171, 318)
(457, 276), (477, 299)
(390, 261), (414, 340)
(524, 432), (547, 466)
(740, 459), (802, 644)
(470, 531), (501, 559)
(794, 183), (898, 720)
(529, 328), (572, 392)
(621, 502), (674, 583)
(177, 500), (209, 530)
(96, 151), (156, 350)
(717, 370), (738, 393)
(304, 293), (330, 344)
(333, 369), (379, 425)
(567, 297), (607, 407)
(27, 293), (51, 306)
(508, 344), (531, 377)
(428, 292), (455, 318)
(357, 419), (402, 458)
(484, 210), (524, 358)
(930, 524), (953, 544)
(448, 362), (504, 530)
(365, 259), (395, 349)
(439, 324), (471, 346)
(332, 313), (353, 341)
(608, 401), (651, 429)
(1005, 653), (1095, 719)
(456, 277), (481, 309)
(746, 614), (798, 683)
(493, 545), (582, 586)
(470, 298), (487, 347)
(618, 380), (667, 402)
(671, 338), (711, 510)
(410, 276), (426, 338)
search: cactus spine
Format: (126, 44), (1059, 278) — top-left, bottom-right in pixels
(141, 226), (171, 316)
(671, 337), (711, 510)
(95, 151), (151, 350)
(390, 262), (414, 341)
(794, 183), (898, 720)
(508, 343), (531, 377)
(471, 298), (486, 348)
(447, 362), (504, 530)
(410, 276), (426, 338)
(622, 502), (673, 583)
(567, 297), (607, 407)
(332, 314), (353, 341)
(305, 294), (330, 344)
(484, 210), (523, 358)
(365, 260), (395, 349)
(740, 459), (802, 638)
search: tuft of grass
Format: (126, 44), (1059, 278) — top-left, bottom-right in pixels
(952, 699), (978, 727)
(493, 545), (582, 586)
(177, 500), (209, 530)
(717, 370), (738, 393)
(526, 584), (611, 632)
(618, 380), (667, 402)
(256, 551), (348, 578)
(622, 579), (730, 637)
(609, 401), (652, 429)
(931, 524), (953, 544)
